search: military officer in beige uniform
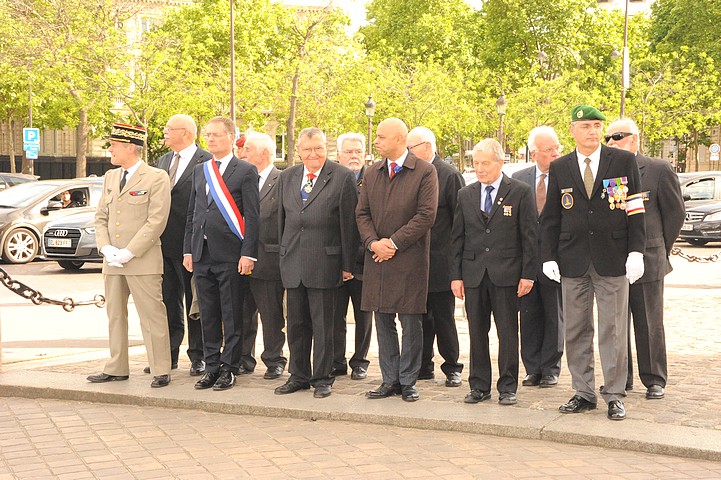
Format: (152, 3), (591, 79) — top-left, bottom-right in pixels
(88, 123), (173, 388)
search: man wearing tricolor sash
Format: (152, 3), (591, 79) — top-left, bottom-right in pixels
(183, 117), (260, 392)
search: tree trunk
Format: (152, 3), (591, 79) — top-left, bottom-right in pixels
(7, 119), (17, 174)
(286, 66), (300, 167)
(76, 108), (88, 177)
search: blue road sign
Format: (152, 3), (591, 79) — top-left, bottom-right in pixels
(23, 128), (40, 146)
(26, 149), (39, 160)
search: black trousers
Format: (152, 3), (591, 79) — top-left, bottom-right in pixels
(464, 273), (519, 394)
(240, 277), (287, 371)
(333, 278), (373, 371)
(286, 284), (335, 387)
(162, 255), (204, 364)
(194, 244), (247, 375)
(519, 281), (563, 377)
(628, 279), (667, 388)
(421, 290), (463, 376)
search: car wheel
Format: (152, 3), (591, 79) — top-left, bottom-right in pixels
(2, 228), (39, 264)
(58, 260), (85, 270)
(687, 238), (709, 246)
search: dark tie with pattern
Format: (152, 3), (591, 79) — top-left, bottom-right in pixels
(483, 185), (494, 214)
(301, 173), (316, 205)
(536, 173), (547, 215)
(168, 152), (180, 185)
(389, 162), (397, 179)
(119, 170), (128, 191)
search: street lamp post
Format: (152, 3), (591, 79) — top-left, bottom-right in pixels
(495, 94), (507, 156)
(230, 0), (236, 122)
(365, 94), (376, 159)
(620, 0), (630, 118)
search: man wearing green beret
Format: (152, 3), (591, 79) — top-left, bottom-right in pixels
(540, 105), (646, 421)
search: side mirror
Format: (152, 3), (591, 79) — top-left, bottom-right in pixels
(41, 200), (64, 215)
(683, 194), (691, 201)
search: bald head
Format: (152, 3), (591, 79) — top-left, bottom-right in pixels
(375, 117), (409, 160)
(164, 114), (197, 152)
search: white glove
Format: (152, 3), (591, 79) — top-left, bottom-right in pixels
(626, 251), (644, 284)
(542, 261), (561, 283)
(115, 248), (135, 265)
(100, 245), (120, 259)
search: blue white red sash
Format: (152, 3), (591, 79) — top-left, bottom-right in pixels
(204, 159), (245, 240)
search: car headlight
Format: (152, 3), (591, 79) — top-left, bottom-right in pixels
(82, 227), (95, 234)
(704, 211), (721, 222)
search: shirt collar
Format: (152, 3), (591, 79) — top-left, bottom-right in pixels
(123, 160), (143, 177)
(303, 164), (323, 178)
(481, 173), (503, 191)
(176, 143), (197, 159)
(387, 149), (409, 168)
(213, 152), (233, 165)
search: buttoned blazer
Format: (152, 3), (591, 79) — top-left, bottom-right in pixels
(183, 156), (260, 264)
(253, 166), (282, 281)
(635, 154), (685, 282)
(540, 145), (646, 277)
(157, 146), (212, 260)
(450, 173), (537, 288)
(350, 165), (367, 277)
(95, 162), (171, 275)
(277, 160), (358, 289)
(356, 151), (438, 314)
(429, 155), (465, 293)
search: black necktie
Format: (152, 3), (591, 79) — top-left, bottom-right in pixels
(119, 170), (128, 191)
(483, 185), (494, 214)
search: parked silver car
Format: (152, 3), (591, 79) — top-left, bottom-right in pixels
(42, 211), (102, 270)
(0, 178), (103, 264)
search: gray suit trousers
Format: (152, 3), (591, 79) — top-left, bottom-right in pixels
(374, 312), (423, 386)
(562, 263), (628, 404)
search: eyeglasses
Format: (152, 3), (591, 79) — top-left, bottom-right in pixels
(203, 132), (231, 139)
(537, 145), (563, 154)
(342, 149), (364, 155)
(408, 142), (427, 150)
(604, 132), (633, 143)
(299, 146), (326, 155)
(163, 127), (186, 134)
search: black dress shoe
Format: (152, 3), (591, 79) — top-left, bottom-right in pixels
(464, 390), (491, 404)
(264, 366), (284, 380)
(607, 400), (626, 420)
(194, 371), (219, 390)
(313, 384), (332, 398)
(539, 375), (558, 388)
(213, 370), (236, 390)
(522, 373), (541, 386)
(274, 380), (311, 395)
(238, 365), (254, 375)
(87, 373), (129, 383)
(331, 368), (348, 377)
(189, 360), (206, 377)
(445, 372), (462, 387)
(559, 395), (597, 413)
(417, 371), (435, 380)
(646, 385), (665, 400)
(401, 385), (419, 402)
(498, 392), (517, 405)
(367, 383), (402, 399)
(151, 374), (170, 388)
(351, 366), (367, 380)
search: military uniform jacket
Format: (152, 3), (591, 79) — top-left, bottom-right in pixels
(95, 162), (171, 275)
(450, 173), (537, 288)
(635, 154), (685, 282)
(540, 145), (646, 277)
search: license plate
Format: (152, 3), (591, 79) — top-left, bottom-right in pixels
(681, 224), (694, 231)
(47, 238), (72, 248)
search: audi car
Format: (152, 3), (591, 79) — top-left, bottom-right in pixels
(679, 200), (721, 246)
(0, 178), (103, 263)
(42, 211), (102, 270)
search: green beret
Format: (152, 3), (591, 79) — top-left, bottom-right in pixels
(571, 105), (607, 122)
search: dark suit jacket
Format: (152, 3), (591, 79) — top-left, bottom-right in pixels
(450, 173), (537, 288)
(429, 155), (464, 293)
(278, 160), (358, 289)
(541, 145), (646, 277)
(183, 156), (260, 264)
(513, 165), (556, 286)
(356, 151), (438, 313)
(351, 166), (367, 277)
(635, 154), (685, 282)
(253, 166), (282, 281)
(157, 146), (211, 260)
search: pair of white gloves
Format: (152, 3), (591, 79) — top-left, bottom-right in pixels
(542, 251), (644, 284)
(100, 245), (135, 268)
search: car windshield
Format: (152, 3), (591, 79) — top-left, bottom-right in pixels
(0, 182), (60, 208)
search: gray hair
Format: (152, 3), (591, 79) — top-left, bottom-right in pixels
(607, 117), (640, 136)
(527, 126), (560, 153)
(337, 132), (366, 153)
(408, 126), (437, 152)
(169, 114), (198, 140)
(298, 127), (326, 143)
(132, 144), (144, 156)
(245, 131), (276, 161)
(473, 138), (504, 162)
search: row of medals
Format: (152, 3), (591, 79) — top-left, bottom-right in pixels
(601, 185), (629, 210)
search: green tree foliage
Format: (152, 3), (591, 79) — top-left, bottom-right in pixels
(650, 0), (721, 64)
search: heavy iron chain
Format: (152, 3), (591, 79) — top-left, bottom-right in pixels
(0, 266), (105, 312)
(670, 247), (721, 263)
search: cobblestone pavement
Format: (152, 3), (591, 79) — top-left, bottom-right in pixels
(2, 396), (721, 480)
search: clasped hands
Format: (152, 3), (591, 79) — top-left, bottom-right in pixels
(370, 238), (396, 263)
(100, 245), (134, 268)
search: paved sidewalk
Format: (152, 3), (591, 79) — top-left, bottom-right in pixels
(1, 252), (721, 466)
